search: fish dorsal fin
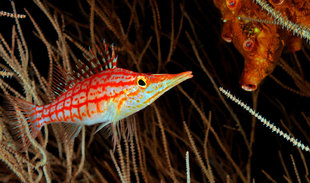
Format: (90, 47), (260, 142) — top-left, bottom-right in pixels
(50, 40), (117, 100)
(73, 40), (118, 81)
(50, 63), (75, 100)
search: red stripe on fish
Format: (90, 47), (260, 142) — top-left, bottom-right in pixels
(5, 41), (193, 151)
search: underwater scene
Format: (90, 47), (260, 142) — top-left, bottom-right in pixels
(0, 0), (309, 182)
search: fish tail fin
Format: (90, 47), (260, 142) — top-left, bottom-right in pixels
(5, 96), (42, 151)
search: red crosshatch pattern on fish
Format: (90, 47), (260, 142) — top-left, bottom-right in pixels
(6, 40), (193, 150)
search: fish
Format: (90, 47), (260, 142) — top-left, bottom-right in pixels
(6, 41), (193, 150)
(213, 0), (310, 91)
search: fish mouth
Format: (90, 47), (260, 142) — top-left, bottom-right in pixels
(147, 71), (193, 104)
(165, 71), (193, 89)
(171, 71), (193, 82)
(158, 71), (193, 96)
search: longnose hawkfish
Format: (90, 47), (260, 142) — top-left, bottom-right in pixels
(213, 0), (310, 91)
(7, 41), (193, 150)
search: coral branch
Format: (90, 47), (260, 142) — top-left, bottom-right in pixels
(219, 87), (310, 152)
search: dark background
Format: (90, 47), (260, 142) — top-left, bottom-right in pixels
(0, 0), (309, 182)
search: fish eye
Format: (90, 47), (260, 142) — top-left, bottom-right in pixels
(137, 76), (147, 88)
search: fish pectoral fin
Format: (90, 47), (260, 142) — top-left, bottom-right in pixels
(62, 123), (83, 142)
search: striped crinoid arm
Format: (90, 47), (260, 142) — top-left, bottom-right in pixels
(0, 10), (26, 19)
(0, 69), (14, 78)
(1, 0), (25, 19)
(252, 0), (310, 43)
(219, 87), (310, 153)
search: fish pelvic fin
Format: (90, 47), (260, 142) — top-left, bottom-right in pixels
(94, 117), (136, 150)
(91, 120), (120, 149)
(61, 123), (83, 143)
(5, 96), (42, 151)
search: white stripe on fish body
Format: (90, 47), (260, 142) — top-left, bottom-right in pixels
(51, 113), (57, 121)
(105, 85), (126, 96)
(80, 99), (117, 126)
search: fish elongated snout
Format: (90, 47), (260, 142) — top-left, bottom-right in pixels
(153, 71), (193, 84)
(175, 71), (193, 80)
(161, 71), (193, 90)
